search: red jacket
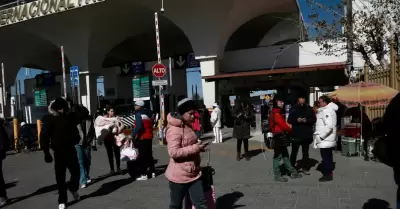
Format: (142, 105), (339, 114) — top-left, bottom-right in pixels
(269, 108), (291, 134)
(133, 109), (154, 140)
(191, 111), (201, 131)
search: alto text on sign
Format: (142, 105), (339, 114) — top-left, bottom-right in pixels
(152, 63), (167, 78)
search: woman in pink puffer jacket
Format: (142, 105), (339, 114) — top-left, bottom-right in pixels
(165, 98), (208, 209)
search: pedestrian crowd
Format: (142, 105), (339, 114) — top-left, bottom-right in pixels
(0, 93), (399, 209)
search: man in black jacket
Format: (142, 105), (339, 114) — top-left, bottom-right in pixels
(0, 119), (8, 206)
(288, 95), (316, 175)
(40, 98), (86, 209)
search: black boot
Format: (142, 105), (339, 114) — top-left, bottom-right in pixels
(236, 152), (241, 161)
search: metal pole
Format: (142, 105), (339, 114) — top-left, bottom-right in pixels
(192, 85), (194, 100)
(1, 63), (5, 107)
(195, 85), (198, 101)
(169, 57), (173, 86)
(77, 72), (81, 104)
(61, 46), (67, 98)
(154, 12), (165, 122)
(346, 0), (353, 83)
(18, 80), (21, 113)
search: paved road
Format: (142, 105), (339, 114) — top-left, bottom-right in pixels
(1, 133), (396, 209)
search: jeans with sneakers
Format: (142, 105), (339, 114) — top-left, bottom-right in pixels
(273, 146), (296, 176)
(75, 145), (91, 185)
(54, 148), (80, 204)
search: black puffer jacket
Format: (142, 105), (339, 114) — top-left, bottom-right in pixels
(287, 103), (316, 144)
(232, 102), (252, 139)
(40, 100), (87, 153)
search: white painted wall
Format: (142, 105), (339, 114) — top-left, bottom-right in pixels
(221, 41), (366, 73)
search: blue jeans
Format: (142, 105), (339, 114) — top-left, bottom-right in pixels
(394, 168), (400, 209)
(75, 145), (91, 185)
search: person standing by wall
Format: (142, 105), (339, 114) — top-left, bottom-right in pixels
(313, 95), (338, 182)
(0, 119), (8, 206)
(131, 100), (155, 181)
(288, 95), (316, 175)
(40, 98), (86, 209)
(232, 101), (252, 161)
(211, 103), (222, 144)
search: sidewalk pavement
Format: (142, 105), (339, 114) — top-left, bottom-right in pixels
(1, 135), (396, 209)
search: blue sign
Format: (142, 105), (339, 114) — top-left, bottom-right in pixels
(70, 66), (79, 87)
(187, 53), (200, 68)
(132, 61), (145, 74)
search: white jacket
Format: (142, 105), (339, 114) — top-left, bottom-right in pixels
(211, 107), (222, 128)
(313, 102), (338, 149)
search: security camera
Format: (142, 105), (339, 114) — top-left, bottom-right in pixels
(160, 7), (165, 13)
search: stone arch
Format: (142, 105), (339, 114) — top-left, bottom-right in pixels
(217, 0), (299, 55)
(224, 12), (297, 51)
(0, 27), (71, 82)
(87, 0), (194, 70)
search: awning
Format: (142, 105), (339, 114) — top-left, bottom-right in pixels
(202, 62), (346, 81)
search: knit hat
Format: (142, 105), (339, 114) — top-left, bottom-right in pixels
(135, 100), (145, 107)
(177, 98), (197, 114)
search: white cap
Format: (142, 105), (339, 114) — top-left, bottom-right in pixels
(213, 103), (218, 107)
(135, 100), (145, 107)
(20, 122), (26, 126)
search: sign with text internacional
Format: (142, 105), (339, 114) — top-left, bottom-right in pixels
(0, 0), (105, 27)
(132, 76), (151, 102)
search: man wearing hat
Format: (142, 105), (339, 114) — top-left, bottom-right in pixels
(287, 95), (316, 175)
(211, 103), (222, 144)
(131, 100), (155, 181)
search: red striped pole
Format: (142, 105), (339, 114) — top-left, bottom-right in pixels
(154, 12), (165, 123)
(61, 46), (67, 98)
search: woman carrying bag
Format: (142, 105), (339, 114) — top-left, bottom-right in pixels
(165, 98), (209, 209)
(269, 96), (302, 182)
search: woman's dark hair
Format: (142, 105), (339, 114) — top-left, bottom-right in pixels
(51, 97), (69, 112)
(105, 106), (114, 113)
(319, 95), (331, 104)
(272, 96), (284, 109)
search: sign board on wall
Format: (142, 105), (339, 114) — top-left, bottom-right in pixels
(132, 76), (151, 101)
(34, 89), (47, 107)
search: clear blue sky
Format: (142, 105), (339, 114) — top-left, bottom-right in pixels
(13, 0), (339, 97)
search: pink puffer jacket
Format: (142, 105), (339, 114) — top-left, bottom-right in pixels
(165, 113), (202, 184)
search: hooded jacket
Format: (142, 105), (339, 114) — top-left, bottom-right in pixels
(40, 100), (87, 153)
(211, 106), (222, 128)
(165, 113), (201, 184)
(313, 102), (338, 149)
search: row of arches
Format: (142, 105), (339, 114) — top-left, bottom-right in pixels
(0, 0), (301, 81)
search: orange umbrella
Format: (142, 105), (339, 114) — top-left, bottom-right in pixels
(329, 81), (398, 107)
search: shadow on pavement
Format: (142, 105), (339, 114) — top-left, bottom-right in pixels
(247, 149), (264, 159)
(5, 181), (18, 189)
(295, 158), (319, 171)
(362, 198), (392, 209)
(82, 178), (134, 199)
(216, 191), (244, 209)
(5, 184), (58, 207)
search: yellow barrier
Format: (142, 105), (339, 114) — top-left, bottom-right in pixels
(37, 120), (41, 149)
(13, 118), (18, 152)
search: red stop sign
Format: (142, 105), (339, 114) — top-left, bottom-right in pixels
(152, 63), (167, 78)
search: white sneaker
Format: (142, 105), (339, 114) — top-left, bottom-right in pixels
(80, 184), (87, 189)
(136, 175), (148, 181)
(152, 173), (156, 178)
(212, 141), (217, 144)
(86, 179), (92, 184)
(58, 203), (66, 209)
(70, 191), (80, 201)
